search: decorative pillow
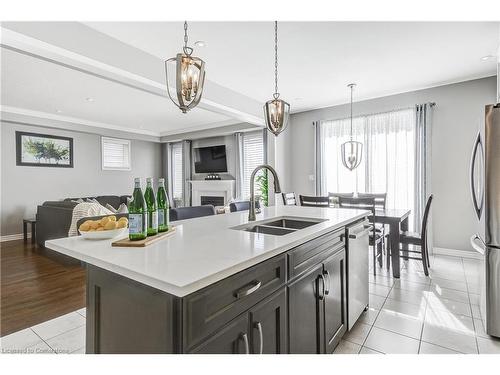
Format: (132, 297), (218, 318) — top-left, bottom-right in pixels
(117, 203), (128, 214)
(71, 198), (84, 204)
(105, 203), (118, 213)
(106, 203), (128, 214)
(86, 198), (100, 204)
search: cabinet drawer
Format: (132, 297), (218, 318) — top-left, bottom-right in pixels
(287, 228), (344, 280)
(183, 254), (286, 350)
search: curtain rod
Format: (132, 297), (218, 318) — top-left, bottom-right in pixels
(312, 102), (436, 125)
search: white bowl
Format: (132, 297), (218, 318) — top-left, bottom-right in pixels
(79, 227), (128, 240)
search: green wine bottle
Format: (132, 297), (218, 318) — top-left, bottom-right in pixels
(128, 178), (147, 241)
(144, 177), (158, 236)
(157, 178), (169, 232)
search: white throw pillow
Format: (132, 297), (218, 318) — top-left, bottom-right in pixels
(105, 203), (118, 213)
(117, 203), (129, 214)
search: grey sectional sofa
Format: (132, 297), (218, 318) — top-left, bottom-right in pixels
(35, 195), (130, 248)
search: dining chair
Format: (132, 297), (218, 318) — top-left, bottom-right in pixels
(229, 200), (261, 213)
(338, 196), (385, 275)
(396, 195), (433, 276)
(170, 205), (216, 221)
(358, 193), (388, 235)
(358, 193), (387, 209)
(328, 192), (354, 207)
(281, 192), (297, 206)
(299, 195), (330, 207)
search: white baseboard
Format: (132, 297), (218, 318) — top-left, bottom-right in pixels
(433, 247), (482, 260)
(0, 233), (31, 242)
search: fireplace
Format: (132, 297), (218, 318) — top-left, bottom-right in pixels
(189, 180), (235, 207)
(201, 196), (225, 207)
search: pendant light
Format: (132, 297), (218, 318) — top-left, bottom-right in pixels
(341, 83), (363, 171)
(264, 21), (290, 136)
(165, 21), (206, 113)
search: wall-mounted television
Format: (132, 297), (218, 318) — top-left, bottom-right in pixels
(193, 145), (228, 173)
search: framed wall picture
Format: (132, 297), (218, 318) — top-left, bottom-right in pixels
(16, 131), (74, 168)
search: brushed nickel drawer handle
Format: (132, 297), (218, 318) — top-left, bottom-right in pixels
(239, 333), (250, 354)
(234, 280), (262, 299)
(323, 270), (330, 295)
(317, 274), (326, 300)
(255, 322), (264, 354)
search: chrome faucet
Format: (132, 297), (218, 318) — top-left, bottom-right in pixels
(249, 164), (282, 221)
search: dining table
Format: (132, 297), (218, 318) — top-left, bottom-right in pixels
(373, 208), (411, 278)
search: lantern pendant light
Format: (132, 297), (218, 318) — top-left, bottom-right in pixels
(264, 21), (290, 136)
(341, 83), (363, 171)
(165, 21), (206, 113)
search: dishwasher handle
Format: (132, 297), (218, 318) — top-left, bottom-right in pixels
(349, 224), (372, 239)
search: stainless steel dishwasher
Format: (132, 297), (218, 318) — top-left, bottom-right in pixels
(346, 219), (370, 330)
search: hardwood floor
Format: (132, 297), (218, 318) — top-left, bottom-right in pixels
(1, 239), (85, 336)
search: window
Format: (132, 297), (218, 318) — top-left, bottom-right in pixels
(319, 108), (417, 228)
(101, 137), (131, 170)
(171, 142), (184, 206)
(241, 131), (265, 199)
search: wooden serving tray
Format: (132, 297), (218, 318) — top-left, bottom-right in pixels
(112, 226), (177, 247)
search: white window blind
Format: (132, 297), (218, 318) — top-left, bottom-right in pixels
(101, 137), (131, 170)
(171, 143), (184, 202)
(242, 131), (264, 199)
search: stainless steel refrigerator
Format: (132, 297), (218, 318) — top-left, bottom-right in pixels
(469, 74), (500, 337)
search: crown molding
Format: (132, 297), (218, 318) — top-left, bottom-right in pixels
(1, 106), (161, 142)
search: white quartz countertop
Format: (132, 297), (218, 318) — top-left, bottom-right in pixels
(45, 206), (368, 297)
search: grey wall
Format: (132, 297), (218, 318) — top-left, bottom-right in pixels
(288, 76), (497, 252)
(1, 122), (162, 236)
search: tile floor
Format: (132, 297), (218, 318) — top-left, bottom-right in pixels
(1, 254), (500, 354)
(334, 254), (500, 354)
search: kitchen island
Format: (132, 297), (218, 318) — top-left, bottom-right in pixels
(46, 205), (369, 354)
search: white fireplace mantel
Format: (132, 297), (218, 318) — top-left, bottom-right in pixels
(189, 180), (235, 206)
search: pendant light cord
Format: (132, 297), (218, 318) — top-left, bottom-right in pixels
(350, 84), (353, 140)
(273, 21), (279, 99)
(183, 21), (193, 56)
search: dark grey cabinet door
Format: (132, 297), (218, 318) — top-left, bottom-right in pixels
(189, 314), (250, 354)
(288, 263), (323, 354)
(322, 249), (346, 353)
(249, 288), (287, 354)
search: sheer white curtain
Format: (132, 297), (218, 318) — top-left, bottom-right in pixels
(319, 108), (417, 229)
(320, 117), (366, 195)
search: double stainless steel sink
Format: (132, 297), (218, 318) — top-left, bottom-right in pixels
(232, 216), (327, 236)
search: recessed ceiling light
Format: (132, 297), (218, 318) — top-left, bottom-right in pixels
(194, 40), (206, 47)
(480, 55), (495, 62)
(85, 97), (94, 102)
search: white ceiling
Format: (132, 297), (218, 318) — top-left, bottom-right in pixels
(1, 22), (498, 140)
(85, 21), (499, 112)
(0, 47), (232, 136)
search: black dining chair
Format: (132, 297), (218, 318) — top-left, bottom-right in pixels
(169, 205), (216, 221)
(396, 195), (433, 276)
(229, 200), (261, 213)
(358, 193), (388, 235)
(338, 196), (385, 275)
(358, 193), (387, 209)
(281, 192), (297, 206)
(299, 195), (330, 207)
(328, 192), (354, 207)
